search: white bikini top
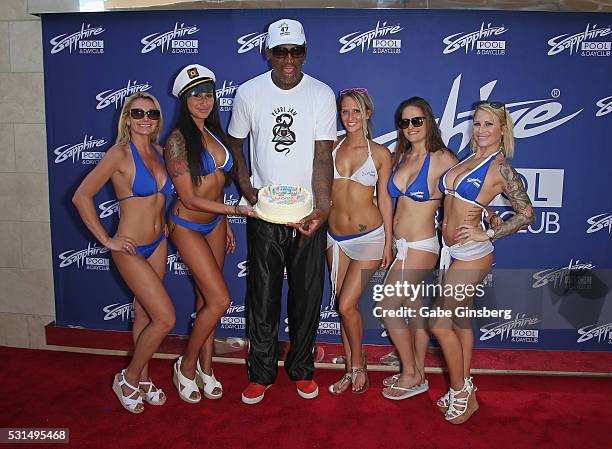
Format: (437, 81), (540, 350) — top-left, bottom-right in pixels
(332, 138), (378, 187)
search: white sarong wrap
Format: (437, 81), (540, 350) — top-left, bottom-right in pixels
(326, 225), (385, 310)
(385, 236), (440, 283)
(439, 239), (494, 271)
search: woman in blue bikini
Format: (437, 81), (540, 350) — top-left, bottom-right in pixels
(164, 65), (254, 404)
(73, 92), (174, 414)
(432, 100), (534, 424)
(326, 88), (393, 395)
(380, 97), (458, 401)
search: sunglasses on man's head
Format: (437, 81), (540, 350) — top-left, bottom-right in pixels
(398, 116), (425, 129)
(271, 45), (306, 59)
(475, 100), (506, 109)
(130, 108), (160, 120)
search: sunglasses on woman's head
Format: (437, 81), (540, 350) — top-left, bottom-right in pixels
(339, 87), (369, 96)
(130, 108), (160, 120)
(475, 100), (505, 109)
(398, 116), (425, 129)
(271, 45), (306, 59)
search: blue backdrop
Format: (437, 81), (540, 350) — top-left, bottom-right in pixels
(42, 9), (612, 351)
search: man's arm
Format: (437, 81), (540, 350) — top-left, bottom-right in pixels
(226, 135), (258, 205)
(289, 139), (333, 236)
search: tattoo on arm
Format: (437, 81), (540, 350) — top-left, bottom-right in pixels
(358, 224), (367, 232)
(312, 140), (333, 211)
(165, 131), (189, 178)
(494, 160), (535, 239)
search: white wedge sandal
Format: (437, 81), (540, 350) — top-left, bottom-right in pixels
(195, 359), (223, 400)
(445, 377), (479, 424)
(173, 356), (201, 404)
(139, 379), (166, 406)
(112, 369), (144, 414)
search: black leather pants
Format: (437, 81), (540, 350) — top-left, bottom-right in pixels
(246, 217), (325, 385)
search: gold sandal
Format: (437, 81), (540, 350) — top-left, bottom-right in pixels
(328, 373), (352, 395)
(351, 354), (368, 394)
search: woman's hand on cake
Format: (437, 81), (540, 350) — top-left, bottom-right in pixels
(289, 208), (330, 236)
(236, 205), (257, 217)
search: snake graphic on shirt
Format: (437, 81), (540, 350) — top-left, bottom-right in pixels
(272, 113), (296, 155)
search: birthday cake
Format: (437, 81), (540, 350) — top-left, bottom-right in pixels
(254, 185), (313, 224)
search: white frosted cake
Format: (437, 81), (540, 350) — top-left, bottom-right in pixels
(254, 185), (313, 224)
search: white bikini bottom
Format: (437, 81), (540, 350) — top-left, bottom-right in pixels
(326, 225), (385, 309)
(439, 239), (494, 271)
(384, 236), (440, 283)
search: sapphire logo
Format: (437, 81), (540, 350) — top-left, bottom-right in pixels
(237, 260), (248, 278)
(224, 193), (245, 224)
(140, 23), (199, 54)
(465, 177), (482, 188)
(479, 313), (541, 343)
(103, 302), (133, 321)
(98, 200), (120, 220)
(220, 301), (246, 330)
(586, 213), (612, 234)
(53, 135), (107, 164)
(596, 95), (612, 116)
(49, 23), (105, 54)
(167, 251), (190, 275)
(217, 81), (240, 112)
(443, 22), (508, 55)
(548, 24), (612, 56)
(532, 259), (595, 288)
(577, 322), (612, 344)
(408, 191), (424, 199)
(237, 32), (268, 54)
(339, 21), (403, 54)
(96, 80), (152, 110)
(373, 76), (582, 156)
(58, 242), (109, 270)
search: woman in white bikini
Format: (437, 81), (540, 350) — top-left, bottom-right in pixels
(326, 88), (393, 395)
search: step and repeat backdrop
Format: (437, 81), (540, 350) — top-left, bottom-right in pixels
(42, 9), (612, 351)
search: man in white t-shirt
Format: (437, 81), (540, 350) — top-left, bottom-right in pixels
(227, 18), (337, 404)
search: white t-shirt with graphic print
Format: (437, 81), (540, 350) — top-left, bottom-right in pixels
(228, 70), (337, 191)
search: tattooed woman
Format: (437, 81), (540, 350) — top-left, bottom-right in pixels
(326, 88), (393, 395)
(380, 97), (458, 401)
(165, 65), (254, 403)
(432, 101), (535, 424)
(73, 92), (174, 413)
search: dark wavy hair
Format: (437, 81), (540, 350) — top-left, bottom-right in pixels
(394, 97), (446, 166)
(174, 87), (232, 186)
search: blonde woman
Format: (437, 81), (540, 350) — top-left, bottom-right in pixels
(72, 92), (175, 413)
(432, 100), (534, 424)
(327, 88), (393, 395)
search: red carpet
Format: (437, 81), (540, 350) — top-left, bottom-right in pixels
(1, 346), (611, 449)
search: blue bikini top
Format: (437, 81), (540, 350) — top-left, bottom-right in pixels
(439, 150), (502, 209)
(387, 151), (441, 202)
(119, 142), (173, 201)
(199, 127), (233, 177)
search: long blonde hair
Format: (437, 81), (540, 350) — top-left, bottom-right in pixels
(115, 92), (163, 145)
(337, 90), (374, 139)
(470, 103), (515, 158)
